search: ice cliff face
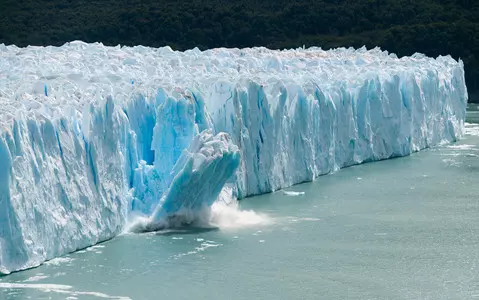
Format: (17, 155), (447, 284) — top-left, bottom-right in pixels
(0, 42), (468, 273)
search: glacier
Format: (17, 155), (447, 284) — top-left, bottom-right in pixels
(0, 42), (468, 274)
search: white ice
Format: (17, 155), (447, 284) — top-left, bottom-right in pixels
(0, 42), (468, 273)
(282, 191), (305, 196)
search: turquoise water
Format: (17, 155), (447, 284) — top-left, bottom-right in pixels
(1, 107), (479, 300)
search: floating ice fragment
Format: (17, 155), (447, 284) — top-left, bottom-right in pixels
(282, 191), (305, 196)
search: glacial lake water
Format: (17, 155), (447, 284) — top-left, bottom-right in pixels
(1, 105), (479, 300)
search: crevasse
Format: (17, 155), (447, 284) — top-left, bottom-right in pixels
(0, 42), (468, 274)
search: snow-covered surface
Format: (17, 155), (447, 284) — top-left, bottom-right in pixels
(0, 42), (468, 273)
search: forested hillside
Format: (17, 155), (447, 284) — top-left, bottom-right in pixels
(1, 0), (478, 101)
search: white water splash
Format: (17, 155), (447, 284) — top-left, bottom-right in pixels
(126, 196), (272, 233)
(209, 201), (272, 230)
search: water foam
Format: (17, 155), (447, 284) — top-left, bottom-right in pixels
(23, 274), (49, 282)
(126, 199), (272, 233)
(465, 123), (479, 136)
(446, 144), (477, 150)
(172, 240), (223, 260)
(44, 257), (75, 266)
(0, 283), (130, 299)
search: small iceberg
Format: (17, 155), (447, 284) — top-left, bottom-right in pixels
(282, 191), (305, 196)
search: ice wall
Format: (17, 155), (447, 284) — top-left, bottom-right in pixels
(0, 42), (468, 273)
(0, 98), (131, 273)
(211, 69), (467, 197)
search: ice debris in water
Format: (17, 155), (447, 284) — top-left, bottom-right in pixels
(282, 191), (305, 196)
(0, 42), (468, 273)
